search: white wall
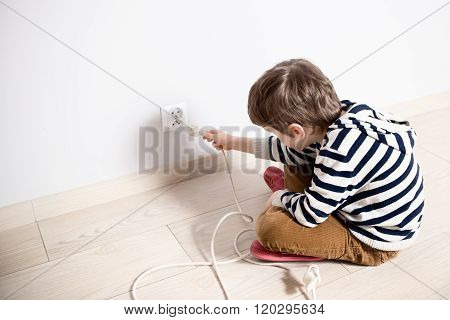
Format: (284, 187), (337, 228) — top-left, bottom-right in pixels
(1, 0), (449, 207)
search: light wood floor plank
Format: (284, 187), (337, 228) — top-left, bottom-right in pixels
(389, 233), (450, 299)
(415, 146), (450, 183)
(0, 223), (48, 277)
(311, 262), (436, 299)
(418, 176), (450, 241)
(5, 226), (195, 299)
(38, 171), (268, 261)
(426, 293), (447, 300)
(409, 106), (450, 162)
(0, 259), (60, 299)
(0, 201), (35, 233)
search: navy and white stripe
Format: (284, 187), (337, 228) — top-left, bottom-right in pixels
(267, 135), (318, 166)
(253, 100), (424, 251)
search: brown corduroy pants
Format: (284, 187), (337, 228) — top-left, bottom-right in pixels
(255, 165), (399, 266)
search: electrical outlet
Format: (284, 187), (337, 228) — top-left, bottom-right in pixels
(161, 102), (188, 132)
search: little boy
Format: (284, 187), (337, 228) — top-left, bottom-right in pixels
(203, 59), (424, 266)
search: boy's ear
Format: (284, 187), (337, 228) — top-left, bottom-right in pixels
(287, 123), (305, 139)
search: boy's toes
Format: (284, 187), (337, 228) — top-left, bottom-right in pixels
(263, 167), (285, 192)
(265, 166), (284, 177)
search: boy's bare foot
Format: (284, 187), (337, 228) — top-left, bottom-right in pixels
(263, 166), (285, 192)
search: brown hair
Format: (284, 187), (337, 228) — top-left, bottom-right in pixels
(248, 59), (342, 135)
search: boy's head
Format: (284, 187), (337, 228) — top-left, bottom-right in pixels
(248, 59), (342, 149)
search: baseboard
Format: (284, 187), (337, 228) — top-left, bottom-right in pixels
(380, 90), (450, 118)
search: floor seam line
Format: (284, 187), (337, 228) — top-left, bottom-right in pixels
(388, 260), (446, 299)
(166, 225), (195, 263)
(31, 200), (50, 262)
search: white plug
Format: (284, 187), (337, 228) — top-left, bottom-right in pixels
(187, 124), (205, 137)
(303, 265), (321, 299)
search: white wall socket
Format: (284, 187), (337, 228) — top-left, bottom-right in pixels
(161, 102), (188, 132)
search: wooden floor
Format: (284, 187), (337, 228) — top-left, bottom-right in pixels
(1, 92), (450, 300)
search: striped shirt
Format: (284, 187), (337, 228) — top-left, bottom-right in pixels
(252, 100), (425, 251)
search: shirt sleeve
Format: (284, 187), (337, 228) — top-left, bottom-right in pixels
(271, 134), (384, 228)
(252, 135), (317, 166)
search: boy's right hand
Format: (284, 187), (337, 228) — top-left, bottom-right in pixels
(202, 129), (235, 151)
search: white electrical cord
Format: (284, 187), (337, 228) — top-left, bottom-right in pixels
(130, 126), (321, 300)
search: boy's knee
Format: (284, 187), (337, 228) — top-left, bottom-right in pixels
(255, 206), (287, 244)
(380, 250), (399, 264)
(370, 251), (397, 266)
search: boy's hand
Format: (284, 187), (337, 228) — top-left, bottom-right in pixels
(264, 191), (285, 211)
(202, 129), (236, 151)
